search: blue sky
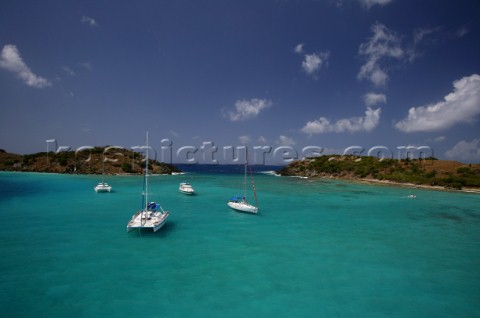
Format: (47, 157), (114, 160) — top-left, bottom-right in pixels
(1, 0), (479, 164)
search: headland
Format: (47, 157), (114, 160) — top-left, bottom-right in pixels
(0, 148), (181, 175)
(277, 155), (480, 193)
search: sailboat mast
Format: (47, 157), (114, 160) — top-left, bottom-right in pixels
(244, 147), (248, 199)
(250, 165), (258, 208)
(145, 131), (149, 210)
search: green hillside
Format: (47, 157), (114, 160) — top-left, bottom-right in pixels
(278, 155), (480, 190)
(0, 148), (180, 175)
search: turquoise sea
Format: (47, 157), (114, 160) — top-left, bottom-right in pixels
(1, 168), (479, 317)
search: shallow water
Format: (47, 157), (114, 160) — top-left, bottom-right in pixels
(1, 170), (479, 317)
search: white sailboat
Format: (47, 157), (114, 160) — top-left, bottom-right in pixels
(94, 158), (112, 192)
(179, 182), (195, 194)
(227, 147), (259, 214)
(127, 132), (169, 232)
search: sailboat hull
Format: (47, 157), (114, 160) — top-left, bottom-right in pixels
(127, 211), (169, 232)
(127, 132), (169, 234)
(227, 201), (258, 214)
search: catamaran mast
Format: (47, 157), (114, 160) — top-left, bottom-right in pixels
(145, 131), (149, 211)
(101, 157), (105, 184)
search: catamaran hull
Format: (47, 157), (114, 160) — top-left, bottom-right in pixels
(127, 132), (169, 234)
(227, 201), (258, 214)
(94, 186), (111, 192)
(127, 211), (169, 232)
(126, 222), (167, 232)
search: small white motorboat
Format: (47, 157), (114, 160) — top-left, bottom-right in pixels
(179, 182), (195, 195)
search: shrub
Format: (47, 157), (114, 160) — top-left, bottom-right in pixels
(121, 163), (133, 173)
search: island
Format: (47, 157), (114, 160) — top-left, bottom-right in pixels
(277, 155), (480, 192)
(0, 147), (181, 175)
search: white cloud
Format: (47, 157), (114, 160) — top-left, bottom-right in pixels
(445, 139), (480, 163)
(395, 74), (480, 132)
(358, 23), (404, 87)
(413, 27), (439, 45)
(225, 98), (272, 121)
(301, 107), (381, 134)
(276, 135), (296, 146)
(364, 92), (386, 106)
(80, 62), (93, 71)
(455, 26), (469, 38)
(238, 135), (251, 144)
(294, 43), (304, 54)
(62, 66), (75, 76)
(0, 44), (51, 88)
(81, 16), (98, 27)
(433, 136), (446, 143)
(169, 130), (179, 137)
(302, 51), (330, 76)
(406, 26), (443, 62)
(359, 0), (393, 9)
(257, 136), (268, 143)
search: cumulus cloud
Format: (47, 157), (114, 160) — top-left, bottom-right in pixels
(224, 98), (272, 121)
(81, 16), (98, 27)
(395, 74), (480, 132)
(276, 135), (296, 146)
(301, 107), (381, 134)
(294, 43), (330, 77)
(364, 92), (386, 107)
(302, 51), (330, 76)
(359, 0), (393, 9)
(0, 44), (51, 88)
(358, 23), (404, 87)
(445, 139), (480, 163)
(294, 43), (304, 54)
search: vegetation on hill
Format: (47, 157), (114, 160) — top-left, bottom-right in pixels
(278, 155), (480, 190)
(0, 147), (181, 175)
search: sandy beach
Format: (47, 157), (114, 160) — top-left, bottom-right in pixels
(356, 178), (480, 194)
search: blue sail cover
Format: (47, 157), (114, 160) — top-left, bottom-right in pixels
(147, 202), (161, 211)
(229, 196), (245, 202)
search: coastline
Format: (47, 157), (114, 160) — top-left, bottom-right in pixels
(2, 165), (480, 195)
(358, 177), (480, 194)
(286, 173), (480, 195)
(276, 156), (480, 195)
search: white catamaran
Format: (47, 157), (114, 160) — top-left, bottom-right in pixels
(94, 158), (112, 192)
(227, 147), (259, 214)
(127, 132), (169, 232)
